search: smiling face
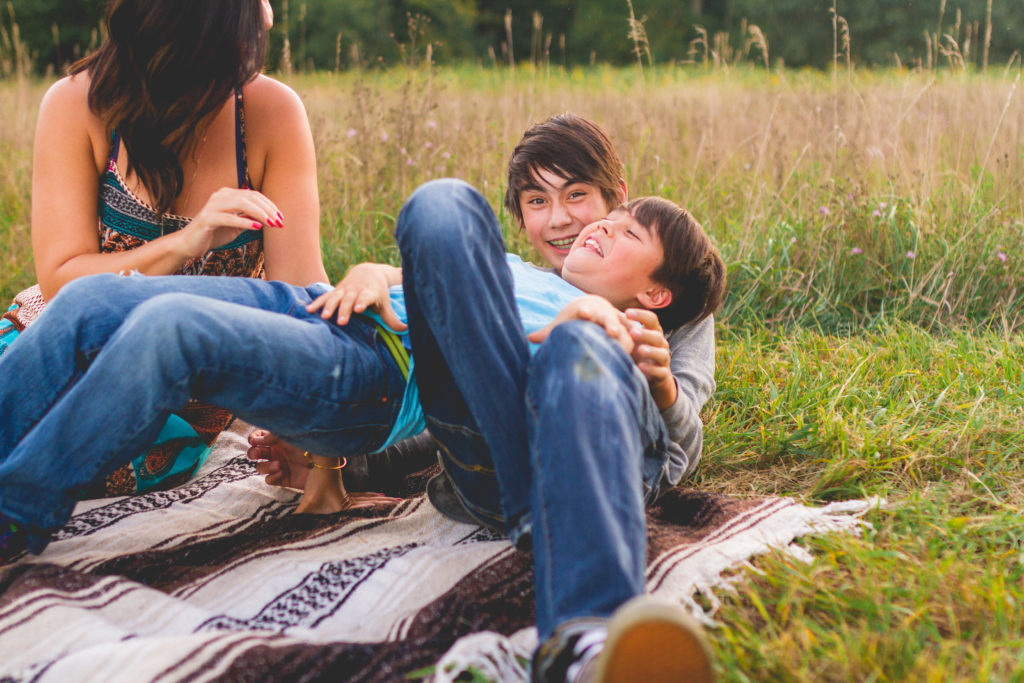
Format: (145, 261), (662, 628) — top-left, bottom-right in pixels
(518, 168), (624, 272)
(560, 207), (670, 311)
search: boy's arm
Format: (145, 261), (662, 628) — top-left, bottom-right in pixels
(307, 262), (404, 329)
(658, 316), (717, 486)
(622, 308), (716, 490)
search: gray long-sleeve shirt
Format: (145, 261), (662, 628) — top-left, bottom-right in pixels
(655, 314), (716, 496)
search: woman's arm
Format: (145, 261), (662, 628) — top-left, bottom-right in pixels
(242, 76), (329, 286)
(31, 76), (194, 299)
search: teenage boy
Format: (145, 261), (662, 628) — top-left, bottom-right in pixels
(0, 178), (723, 681)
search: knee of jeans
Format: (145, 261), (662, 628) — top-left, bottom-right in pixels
(48, 272), (123, 315)
(395, 178), (488, 253)
(121, 293), (208, 349)
(530, 321), (635, 395)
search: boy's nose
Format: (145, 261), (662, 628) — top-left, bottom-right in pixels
(549, 202), (571, 227)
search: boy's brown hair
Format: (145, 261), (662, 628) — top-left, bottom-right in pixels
(626, 197), (726, 331)
(504, 113), (624, 226)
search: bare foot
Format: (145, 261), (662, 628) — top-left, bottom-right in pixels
(247, 429), (401, 514)
(247, 429), (310, 489)
(296, 466), (402, 514)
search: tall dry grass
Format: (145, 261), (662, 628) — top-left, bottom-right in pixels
(1, 64), (1022, 331)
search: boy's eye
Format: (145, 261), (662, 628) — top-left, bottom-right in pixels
(567, 190), (586, 200)
(525, 197), (546, 206)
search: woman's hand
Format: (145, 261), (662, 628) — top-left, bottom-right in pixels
(306, 263), (405, 329)
(625, 308), (677, 410)
(527, 295), (635, 354)
(176, 187), (283, 258)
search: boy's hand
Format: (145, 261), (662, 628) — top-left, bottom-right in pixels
(528, 295), (634, 354)
(625, 308), (677, 410)
(306, 263), (406, 330)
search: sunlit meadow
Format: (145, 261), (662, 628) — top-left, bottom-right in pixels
(1, 63), (1023, 679)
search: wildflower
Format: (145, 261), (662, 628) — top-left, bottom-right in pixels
(380, 132), (389, 142)
(850, 247), (863, 255)
(425, 141), (434, 149)
(872, 210), (881, 218)
(997, 251), (1007, 262)
(906, 251), (915, 259)
(346, 128), (357, 138)
(879, 202), (888, 209)
(819, 206), (830, 216)
(426, 119), (438, 128)
(848, 193), (854, 200)
(442, 151), (451, 159)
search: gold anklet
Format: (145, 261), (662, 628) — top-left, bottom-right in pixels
(303, 452), (347, 470)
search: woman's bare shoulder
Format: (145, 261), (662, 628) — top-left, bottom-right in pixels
(36, 73), (107, 163)
(241, 74), (308, 122)
(39, 73), (91, 113)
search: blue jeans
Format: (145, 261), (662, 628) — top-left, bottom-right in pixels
(0, 274), (407, 549)
(396, 180), (672, 641)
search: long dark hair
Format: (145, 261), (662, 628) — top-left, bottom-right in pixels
(71, 0), (268, 215)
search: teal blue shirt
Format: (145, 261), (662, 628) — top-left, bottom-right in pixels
(363, 254), (583, 452)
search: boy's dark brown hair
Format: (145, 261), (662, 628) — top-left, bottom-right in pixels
(626, 197), (726, 331)
(504, 113), (624, 225)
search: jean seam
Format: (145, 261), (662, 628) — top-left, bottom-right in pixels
(525, 387), (556, 635)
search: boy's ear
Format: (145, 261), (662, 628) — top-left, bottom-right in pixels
(637, 285), (672, 310)
(618, 179), (628, 204)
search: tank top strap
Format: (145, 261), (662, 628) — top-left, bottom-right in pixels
(234, 87), (250, 189)
(109, 130), (121, 164)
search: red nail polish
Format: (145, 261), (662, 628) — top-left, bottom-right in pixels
(252, 221), (262, 229)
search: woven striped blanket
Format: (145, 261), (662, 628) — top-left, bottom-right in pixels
(0, 421), (875, 682)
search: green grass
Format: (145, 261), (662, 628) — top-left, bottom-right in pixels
(2, 64), (1023, 680)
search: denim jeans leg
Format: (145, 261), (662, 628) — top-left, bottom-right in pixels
(526, 321), (670, 641)
(0, 281), (402, 547)
(0, 272), (328, 456)
(395, 179), (532, 530)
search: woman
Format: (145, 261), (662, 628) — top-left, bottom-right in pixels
(6, 0), (328, 496)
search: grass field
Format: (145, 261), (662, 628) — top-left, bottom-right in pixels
(2, 64), (1023, 680)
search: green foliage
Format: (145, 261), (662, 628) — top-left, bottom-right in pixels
(1, 0), (102, 74)
(8, 0), (1024, 73)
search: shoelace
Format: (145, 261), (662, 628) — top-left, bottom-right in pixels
(566, 628), (608, 682)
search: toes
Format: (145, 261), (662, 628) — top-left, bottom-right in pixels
(247, 429), (276, 446)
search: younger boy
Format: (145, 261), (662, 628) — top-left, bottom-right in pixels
(0, 179), (724, 682)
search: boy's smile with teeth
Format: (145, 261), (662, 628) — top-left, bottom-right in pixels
(581, 235), (604, 256)
(547, 235), (578, 250)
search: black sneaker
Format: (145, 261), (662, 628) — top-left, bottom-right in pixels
(0, 514), (28, 566)
(532, 596), (714, 683)
(532, 617), (609, 683)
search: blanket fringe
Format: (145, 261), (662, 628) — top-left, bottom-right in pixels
(432, 496), (883, 681)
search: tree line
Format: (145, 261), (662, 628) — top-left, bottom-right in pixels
(5, 0), (1022, 75)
